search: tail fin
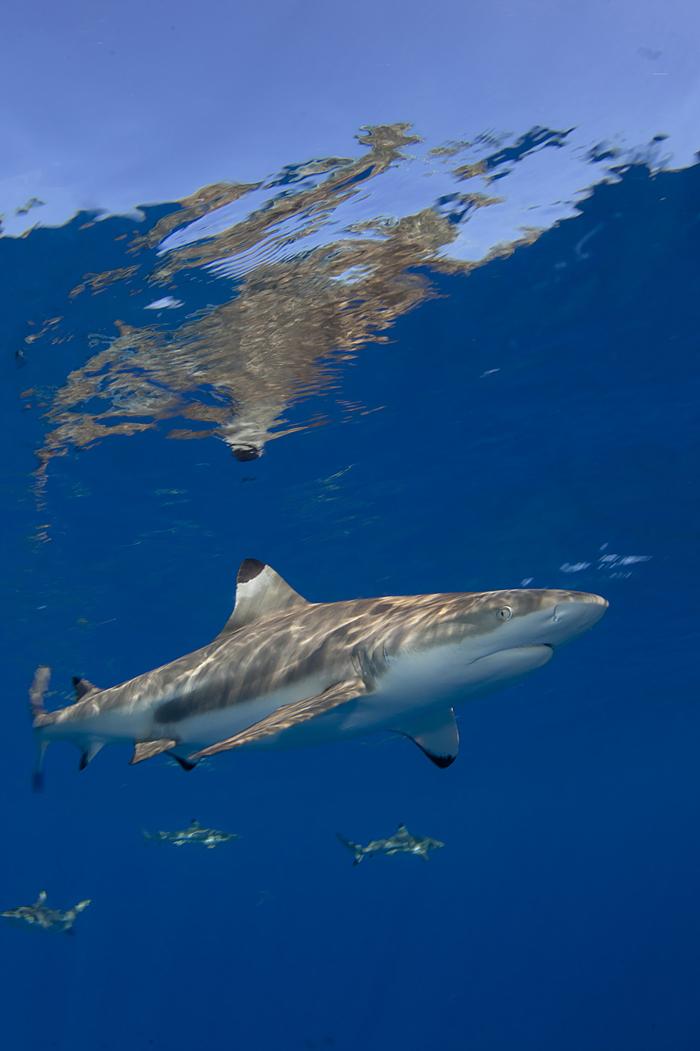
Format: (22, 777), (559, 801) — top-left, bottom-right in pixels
(336, 833), (364, 866)
(29, 667), (51, 792)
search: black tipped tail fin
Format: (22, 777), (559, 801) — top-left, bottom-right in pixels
(32, 769), (45, 793)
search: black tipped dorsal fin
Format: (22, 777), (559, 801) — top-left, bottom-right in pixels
(216, 559), (309, 638)
(72, 676), (99, 701)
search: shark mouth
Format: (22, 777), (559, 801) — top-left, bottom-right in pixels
(467, 644), (555, 682)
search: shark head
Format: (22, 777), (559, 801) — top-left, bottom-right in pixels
(468, 587), (609, 651)
(380, 587), (608, 700)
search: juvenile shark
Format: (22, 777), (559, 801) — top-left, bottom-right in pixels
(143, 819), (237, 849)
(29, 558), (608, 782)
(1, 891), (90, 933)
(338, 824), (444, 865)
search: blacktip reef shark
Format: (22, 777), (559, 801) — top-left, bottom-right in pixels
(143, 818), (238, 849)
(338, 824), (444, 865)
(29, 558), (607, 784)
(2, 891), (90, 933)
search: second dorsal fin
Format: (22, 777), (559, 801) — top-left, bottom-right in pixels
(216, 559), (309, 638)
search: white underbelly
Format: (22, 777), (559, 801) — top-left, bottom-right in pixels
(245, 643), (554, 749)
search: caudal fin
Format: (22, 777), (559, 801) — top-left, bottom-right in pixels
(336, 833), (364, 866)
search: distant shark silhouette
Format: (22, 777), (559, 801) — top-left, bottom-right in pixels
(30, 559), (607, 784)
(143, 819), (237, 849)
(338, 824), (444, 865)
(2, 891), (90, 933)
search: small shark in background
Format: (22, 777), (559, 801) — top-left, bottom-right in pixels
(143, 819), (237, 849)
(29, 558), (607, 784)
(338, 824), (444, 865)
(1, 891), (90, 933)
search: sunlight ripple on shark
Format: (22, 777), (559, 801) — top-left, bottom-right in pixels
(29, 559), (608, 784)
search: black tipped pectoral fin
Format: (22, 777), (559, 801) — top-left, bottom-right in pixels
(395, 708), (459, 769)
(189, 676), (369, 761)
(130, 739), (178, 765)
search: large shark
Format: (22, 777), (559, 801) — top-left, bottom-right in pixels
(30, 559), (607, 784)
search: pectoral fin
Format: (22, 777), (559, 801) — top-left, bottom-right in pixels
(189, 677), (368, 760)
(395, 708), (459, 768)
(130, 738), (178, 765)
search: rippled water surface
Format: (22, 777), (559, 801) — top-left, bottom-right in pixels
(2, 5), (700, 1049)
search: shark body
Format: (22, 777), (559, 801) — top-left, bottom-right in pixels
(338, 824), (444, 865)
(1, 891), (90, 933)
(143, 819), (237, 849)
(30, 558), (608, 782)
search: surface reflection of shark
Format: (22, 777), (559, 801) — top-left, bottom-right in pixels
(1, 890), (91, 933)
(142, 819), (237, 849)
(338, 824), (444, 865)
(35, 122), (543, 475)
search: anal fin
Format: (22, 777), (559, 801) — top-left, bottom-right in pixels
(395, 707), (459, 769)
(130, 739), (177, 765)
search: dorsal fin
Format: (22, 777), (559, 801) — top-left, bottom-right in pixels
(36, 891), (47, 906)
(216, 559), (309, 638)
(72, 676), (99, 701)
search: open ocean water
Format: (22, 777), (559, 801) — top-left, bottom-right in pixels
(2, 5), (700, 1050)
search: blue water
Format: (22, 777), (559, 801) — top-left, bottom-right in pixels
(2, 154), (699, 1050)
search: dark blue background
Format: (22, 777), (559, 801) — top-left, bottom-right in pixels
(2, 160), (699, 1050)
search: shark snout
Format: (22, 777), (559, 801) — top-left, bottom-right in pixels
(548, 592), (608, 643)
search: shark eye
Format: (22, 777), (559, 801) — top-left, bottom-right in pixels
(498, 606), (513, 621)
